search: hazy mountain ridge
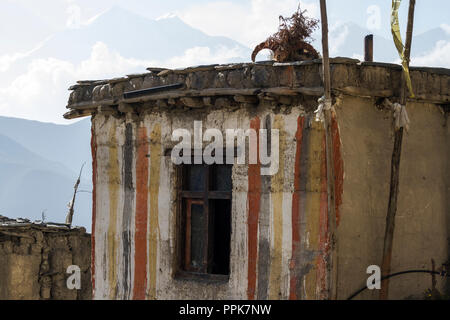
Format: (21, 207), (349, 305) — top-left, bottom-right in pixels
(0, 116), (92, 178)
(1, 6), (252, 82)
(30, 7), (251, 63)
(0, 117), (92, 229)
(0, 133), (72, 176)
(313, 22), (450, 65)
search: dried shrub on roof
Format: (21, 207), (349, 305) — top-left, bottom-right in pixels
(252, 6), (320, 63)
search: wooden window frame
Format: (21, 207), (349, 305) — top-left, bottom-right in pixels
(176, 162), (232, 280)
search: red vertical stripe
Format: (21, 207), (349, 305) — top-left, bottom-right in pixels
(247, 117), (261, 300)
(90, 122), (97, 296)
(289, 117), (305, 300)
(331, 115), (344, 226)
(133, 127), (149, 299)
(317, 131), (329, 299)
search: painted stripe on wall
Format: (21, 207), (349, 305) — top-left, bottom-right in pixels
(269, 115), (285, 299)
(122, 123), (134, 299)
(257, 115), (271, 300)
(303, 120), (323, 299)
(94, 117), (113, 299)
(148, 123), (161, 300)
(289, 116), (305, 300)
(331, 115), (344, 226)
(247, 117), (261, 300)
(316, 130), (329, 299)
(298, 116), (311, 299)
(91, 120), (97, 296)
(133, 126), (149, 300)
(107, 124), (119, 299)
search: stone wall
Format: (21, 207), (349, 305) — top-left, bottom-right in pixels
(0, 218), (91, 300)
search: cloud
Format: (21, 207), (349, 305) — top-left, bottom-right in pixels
(66, 5), (82, 29)
(352, 53), (363, 61)
(366, 5), (381, 31)
(329, 21), (349, 55)
(441, 23), (450, 35)
(0, 42), (247, 124)
(165, 45), (247, 68)
(0, 52), (31, 73)
(411, 40), (450, 68)
(178, 0), (319, 48)
(0, 36), (51, 72)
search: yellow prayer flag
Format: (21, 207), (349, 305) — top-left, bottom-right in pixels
(391, 0), (415, 98)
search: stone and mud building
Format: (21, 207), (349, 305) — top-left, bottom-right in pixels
(0, 215), (91, 300)
(64, 57), (450, 300)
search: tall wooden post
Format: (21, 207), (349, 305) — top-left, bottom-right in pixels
(380, 0), (416, 300)
(320, 0), (338, 300)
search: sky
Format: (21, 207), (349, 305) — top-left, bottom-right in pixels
(1, 0), (449, 124)
(7, 0), (449, 45)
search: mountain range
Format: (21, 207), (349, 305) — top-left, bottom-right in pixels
(310, 22), (450, 64)
(0, 117), (92, 229)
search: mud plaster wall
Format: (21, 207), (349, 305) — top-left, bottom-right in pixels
(91, 95), (448, 300)
(91, 100), (343, 300)
(336, 96), (449, 300)
(0, 227), (91, 300)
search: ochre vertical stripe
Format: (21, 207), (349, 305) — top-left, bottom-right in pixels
(148, 124), (161, 300)
(304, 120), (323, 299)
(90, 120), (97, 296)
(107, 124), (119, 299)
(247, 117), (261, 300)
(269, 115), (285, 299)
(133, 126), (149, 300)
(331, 115), (344, 226)
(316, 131), (329, 299)
(289, 116), (305, 300)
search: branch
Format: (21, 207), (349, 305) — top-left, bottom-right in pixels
(65, 162), (85, 226)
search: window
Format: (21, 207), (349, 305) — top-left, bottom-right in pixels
(177, 163), (232, 278)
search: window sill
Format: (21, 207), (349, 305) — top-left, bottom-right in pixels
(174, 271), (230, 284)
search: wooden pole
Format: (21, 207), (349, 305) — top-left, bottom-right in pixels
(320, 0), (331, 100)
(320, 0), (338, 300)
(380, 0), (416, 300)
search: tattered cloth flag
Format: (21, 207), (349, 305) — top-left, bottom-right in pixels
(391, 0), (415, 98)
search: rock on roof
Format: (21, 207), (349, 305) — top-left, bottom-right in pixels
(0, 215), (86, 232)
(64, 58), (450, 120)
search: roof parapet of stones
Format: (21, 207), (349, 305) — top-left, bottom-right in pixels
(64, 57), (450, 120)
(0, 215), (87, 233)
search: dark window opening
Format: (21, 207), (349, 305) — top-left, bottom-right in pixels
(178, 162), (232, 276)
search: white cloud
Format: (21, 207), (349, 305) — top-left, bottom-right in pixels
(411, 40), (450, 68)
(441, 23), (450, 35)
(156, 12), (178, 21)
(329, 21), (349, 55)
(0, 52), (31, 73)
(66, 5), (82, 29)
(178, 0), (319, 48)
(0, 42), (247, 124)
(166, 45), (247, 68)
(0, 36), (51, 72)
(352, 53), (363, 61)
(366, 5), (381, 31)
